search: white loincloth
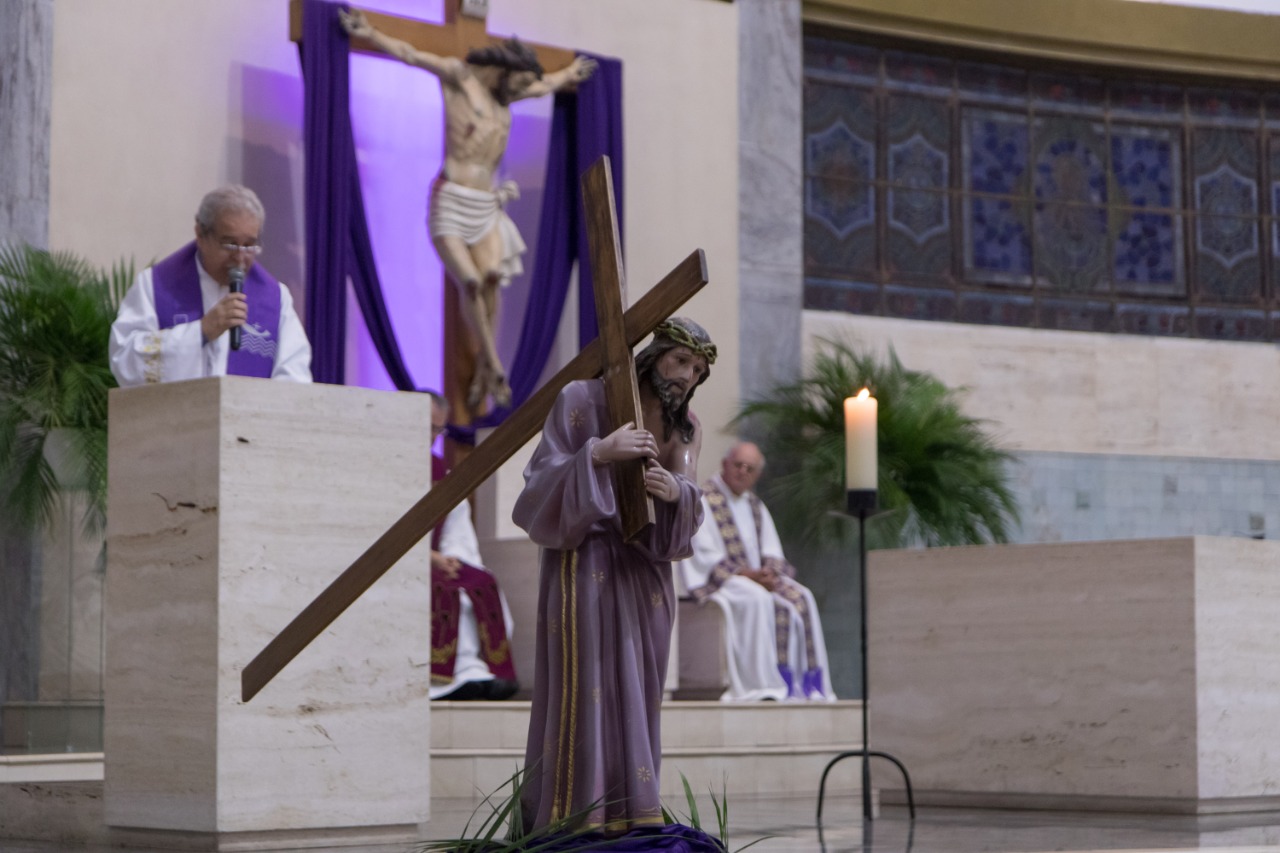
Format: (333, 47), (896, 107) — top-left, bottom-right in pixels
(428, 177), (527, 287)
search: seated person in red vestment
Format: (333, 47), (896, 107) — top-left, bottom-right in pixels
(426, 391), (518, 701)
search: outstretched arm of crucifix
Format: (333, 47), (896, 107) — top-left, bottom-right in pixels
(339, 8), (466, 81)
(512, 55), (598, 101)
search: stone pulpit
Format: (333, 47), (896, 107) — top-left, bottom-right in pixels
(103, 377), (433, 849)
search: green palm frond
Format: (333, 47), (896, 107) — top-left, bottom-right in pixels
(417, 766), (646, 853)
(419, 768), (752, 852)
(736, 339), (1019, 551)
(0, 243), (132, 534)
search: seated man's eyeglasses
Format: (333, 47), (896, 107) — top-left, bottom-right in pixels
(221, 242), (263, 256)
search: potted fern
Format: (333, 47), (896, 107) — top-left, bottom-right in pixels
(0, 244), (133, 754)
(737, 339), (1019, 552)
(0, 244), (132, 535)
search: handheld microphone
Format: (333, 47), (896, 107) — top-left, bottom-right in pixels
(229, 266), (245, 351)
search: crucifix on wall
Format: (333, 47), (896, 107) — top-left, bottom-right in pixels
(290, 0), (595, 429)
(242, 155), (709, 701)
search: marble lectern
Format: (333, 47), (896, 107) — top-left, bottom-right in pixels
(104, 377), (433, 849)
(869, 537), (1280, 814)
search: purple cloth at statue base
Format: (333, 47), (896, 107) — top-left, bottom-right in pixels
(531, 823), (728, 852)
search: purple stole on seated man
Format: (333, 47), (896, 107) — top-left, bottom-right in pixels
(429, 455), (517, 685)
(150, 241), (281, 378)
(700, 480), (822, 696)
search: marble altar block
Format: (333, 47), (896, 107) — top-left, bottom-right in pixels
(104, 378), (433, 849)
(868, 537), (1280, 814)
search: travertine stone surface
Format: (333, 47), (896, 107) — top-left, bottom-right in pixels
(868, 537), (1280, 811)
(804, 312), (1280, 461)
(1194, 537), (1280, 801)
(104, 378), (432, 840)
(428, 700), (865, 800)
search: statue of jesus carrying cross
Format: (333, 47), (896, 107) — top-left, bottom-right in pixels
(340, 9), (596, 413)
(246, 147), (725, 834)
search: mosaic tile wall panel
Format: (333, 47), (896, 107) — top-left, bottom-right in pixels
(886, 95), (951, 278)
(1007, 451), (1280, 545)
(803, 33), (1280, 341)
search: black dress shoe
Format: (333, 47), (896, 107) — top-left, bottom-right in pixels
(437, 680), (488, 701)
(483, 679), (519, 700)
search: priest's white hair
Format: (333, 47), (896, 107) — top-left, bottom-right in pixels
(195, 185), (266, 232)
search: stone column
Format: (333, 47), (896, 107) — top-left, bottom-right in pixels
(0, 0), (53, 248)
(0, 0), (54, 752)
(738, 0), (803, 402)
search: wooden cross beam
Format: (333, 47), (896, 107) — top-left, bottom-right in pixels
(583, 160), (654, 542)
(289, 0), (577, 73)
(242, 156), (708, 701)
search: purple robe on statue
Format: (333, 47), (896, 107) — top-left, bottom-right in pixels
(514, 379), (704, 835)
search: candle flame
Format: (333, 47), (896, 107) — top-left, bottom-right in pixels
(856, 387), (870, 400)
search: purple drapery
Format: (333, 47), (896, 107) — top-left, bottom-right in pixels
(299, 0), (623, 406)
(475, 53), (625, 428)
(300, 0), (415, 387)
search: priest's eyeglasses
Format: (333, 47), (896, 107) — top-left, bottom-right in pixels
(220, 242), (263, 256)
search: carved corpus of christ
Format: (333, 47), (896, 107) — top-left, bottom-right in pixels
(332, 3), (596, 421)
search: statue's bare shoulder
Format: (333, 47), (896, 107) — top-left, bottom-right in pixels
(660, 411), (701, 479)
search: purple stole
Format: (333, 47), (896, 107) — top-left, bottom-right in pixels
(690, 482), (765, 603)
(699, 481), (819, 677)
(429, 456), (517, 684)
(150, 241), (281, 378)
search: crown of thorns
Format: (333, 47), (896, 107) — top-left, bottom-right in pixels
(653, 319), (717, 364)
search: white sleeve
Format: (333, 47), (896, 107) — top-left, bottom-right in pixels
(758, 500), (787, 563)
(438, 500), (483, 568)
(109, 268), (207, 387)
(675, 496), (725, 592)
(271, 283), (313, 383)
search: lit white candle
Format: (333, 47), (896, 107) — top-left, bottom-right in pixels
(844, 388), (878, 491)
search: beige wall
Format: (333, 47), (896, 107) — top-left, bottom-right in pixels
(804, 311), (1280, 462)
(49, 2), (302, 268)
(48, 0), (740, 471)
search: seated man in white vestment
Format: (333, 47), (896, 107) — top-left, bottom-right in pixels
(109, 185), (312, 386)
(426, 392), (518, 700)
(677, 442), (835, 702)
